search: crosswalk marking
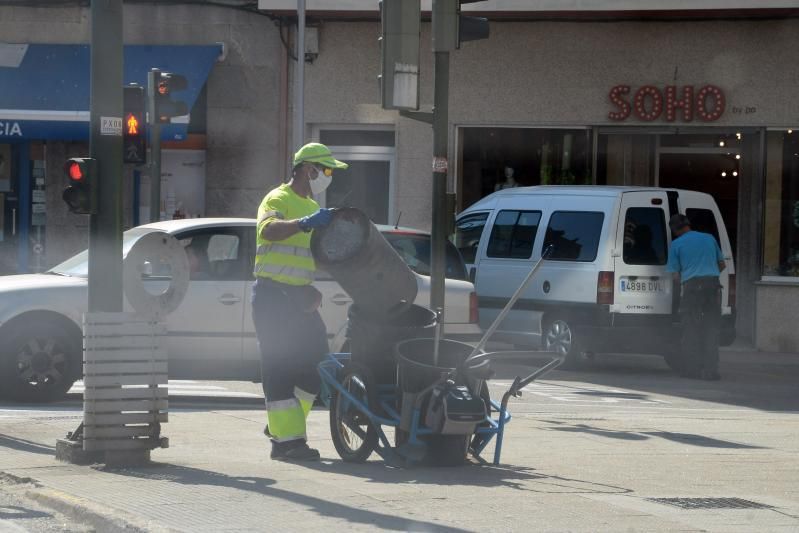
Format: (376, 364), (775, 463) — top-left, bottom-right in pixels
(68, 381), (262, 399)
(489, 381), (670, 405)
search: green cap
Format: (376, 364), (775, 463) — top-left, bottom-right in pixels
(292, 142), (349, 169)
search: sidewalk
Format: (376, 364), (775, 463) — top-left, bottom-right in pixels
(0, 349), (797, 532)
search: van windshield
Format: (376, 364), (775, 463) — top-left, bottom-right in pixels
(623, 207), (668, 265)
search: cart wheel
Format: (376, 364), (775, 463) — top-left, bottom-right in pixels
(330, 367), (378, 463)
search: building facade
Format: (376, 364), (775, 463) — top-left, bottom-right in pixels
(2, 1), (799, 351)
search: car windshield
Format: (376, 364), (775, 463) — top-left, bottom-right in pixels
(382, 231), (469, 281)
(47, 227), (160, 278)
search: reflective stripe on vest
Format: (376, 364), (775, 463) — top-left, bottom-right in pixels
(254, 262), (314, 282)
(256, 244), (313, 258)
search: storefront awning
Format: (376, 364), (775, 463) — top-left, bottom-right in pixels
(0, 43), (222, 142)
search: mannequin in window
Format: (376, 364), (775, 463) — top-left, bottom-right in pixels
(495, 166), (519, 191)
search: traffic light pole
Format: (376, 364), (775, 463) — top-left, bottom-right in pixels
(430, 49), (449, 318)
(89, 0), (124, 312)
(147, 69), (162, 223)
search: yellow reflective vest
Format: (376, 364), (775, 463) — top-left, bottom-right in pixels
(254, 184), (319, 286)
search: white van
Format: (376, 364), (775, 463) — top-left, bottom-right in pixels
(453, 186), (736, 369)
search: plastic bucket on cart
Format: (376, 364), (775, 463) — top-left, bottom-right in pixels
(395, 338), (489, 429)
(394, 338), (491, 467)
(347, 304), (437, 385)
(394, 338), (488, 394)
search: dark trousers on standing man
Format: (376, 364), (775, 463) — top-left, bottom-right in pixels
(251, 278), (329, 442)
(678, 276), (721, 377)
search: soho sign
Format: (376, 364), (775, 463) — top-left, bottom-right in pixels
(608, 85), (725, 122)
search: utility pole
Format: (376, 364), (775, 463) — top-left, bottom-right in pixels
(147, 69), (162, 222)
(382, 0), (487, 315)
(294, 0), (306, 149)
(430, 48), (449, 316)
(89, 0), (124, 312)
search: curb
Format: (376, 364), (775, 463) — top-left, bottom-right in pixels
(1, 470), (171, 533)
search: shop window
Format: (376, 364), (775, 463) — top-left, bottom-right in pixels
(459, 128), (591, 210)
(623, 207), (668, 265)
(543, 211), (604, 262)
(763, 131), (799, 278)
(453, 212), (489, 264)
(487, 210), (542, 259)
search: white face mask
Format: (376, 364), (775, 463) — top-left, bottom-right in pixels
(310, 168), (333, 196)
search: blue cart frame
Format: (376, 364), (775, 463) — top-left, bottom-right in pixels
(319, 352), (562, 467)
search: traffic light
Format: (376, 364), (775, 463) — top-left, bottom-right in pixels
(432, 0), (490, 52)
(152, 70), (188, 123)
(62, 158), (98, 215)
(123, 85), (146, 164)
(379, 0), (421, 110)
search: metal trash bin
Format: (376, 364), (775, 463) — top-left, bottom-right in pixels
(311, 207), (418, 320)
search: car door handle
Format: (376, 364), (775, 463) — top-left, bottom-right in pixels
(218, 294), (241, 305)
(331, 293), (353, 305)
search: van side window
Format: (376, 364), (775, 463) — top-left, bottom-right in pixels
(685, 208), (721, 246)
(453, 212), (489, 264)
(623, 208), (668, 265)
(543, 211), (604, 262)
(487, 210), (542, 259)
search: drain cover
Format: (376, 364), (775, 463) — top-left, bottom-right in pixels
(648, 497), (772, 510)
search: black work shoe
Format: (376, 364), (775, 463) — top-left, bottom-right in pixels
(270, 440), (321, 462)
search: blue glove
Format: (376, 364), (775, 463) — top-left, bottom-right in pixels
(298, 208), (333, 232)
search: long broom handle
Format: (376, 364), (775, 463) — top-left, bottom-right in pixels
(467, 245), (553, 359)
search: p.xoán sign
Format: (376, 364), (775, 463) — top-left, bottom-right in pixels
(608, 85), (725, 122)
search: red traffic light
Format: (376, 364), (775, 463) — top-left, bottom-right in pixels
(66, 161), (84, 181)
(62, 157), (97, 214)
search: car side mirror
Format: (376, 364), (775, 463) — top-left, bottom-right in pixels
(469, 267), (476, 283)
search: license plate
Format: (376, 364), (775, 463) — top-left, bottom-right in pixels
(620, 278), (665, 293)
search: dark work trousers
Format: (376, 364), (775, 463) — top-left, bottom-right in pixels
(251, 278), (329, 405)
(678, 276), (722, 376)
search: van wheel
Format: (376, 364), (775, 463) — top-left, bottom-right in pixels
(542, 317), (587, 370)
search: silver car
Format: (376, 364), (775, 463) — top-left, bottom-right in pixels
(0, 218), (480, 402)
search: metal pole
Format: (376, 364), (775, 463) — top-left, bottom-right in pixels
(147, 69), (162, 222)
(294, 0), (305, 149)
(89, 0), (123, 312)
(430, 50), (449, 317)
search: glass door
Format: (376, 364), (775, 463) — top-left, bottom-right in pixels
(316, 127), (396, 225)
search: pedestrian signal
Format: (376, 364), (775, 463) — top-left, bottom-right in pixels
(123, 85), (146, 164)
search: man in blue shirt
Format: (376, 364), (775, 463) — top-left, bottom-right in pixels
(667, 214), (726, 380)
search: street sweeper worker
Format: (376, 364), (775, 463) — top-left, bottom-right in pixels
(251, 142), (348, 461)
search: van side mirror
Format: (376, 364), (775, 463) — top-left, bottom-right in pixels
(469, 267), (476, 283)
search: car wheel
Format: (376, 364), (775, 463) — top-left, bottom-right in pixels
(542, 317), (587, 370)
(0, 320), (80, 403)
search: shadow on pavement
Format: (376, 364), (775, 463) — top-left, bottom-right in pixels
(96, 463), (471, 532)
(298, 459), (633, 495)
(0, 434), (56, 455)
(489, 351), (799, 413)
(0, 505), (52, 520)
(539, 421), (766, 449)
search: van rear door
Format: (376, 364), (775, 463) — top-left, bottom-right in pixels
(614, 191), (673, 314)
(678, 193), (734, 315)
